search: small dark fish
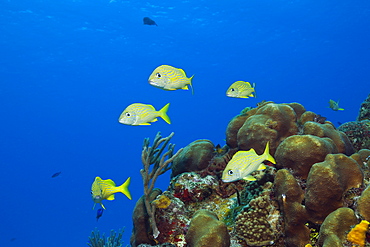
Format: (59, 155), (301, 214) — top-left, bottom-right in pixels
(313, 114), (327, 124)
(96, 208), (104, 221)
(143, 17), (157, 26)
(51, 171), (61, 178)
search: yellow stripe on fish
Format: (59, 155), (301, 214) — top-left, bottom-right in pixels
(118, 103), (171, 126)
(226, 81), (256, 99)
(148, 65), (194, 94)
(91, 176), (132, 210)
(222, 142), (275, 182)
(328, 99), (344, 111)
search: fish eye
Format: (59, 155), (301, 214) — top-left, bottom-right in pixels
(228, 170), (233, 175)
(125, 112), (131, 117)
(156, 72), (161, 78)
(90, 191), (93, 194)
(230, 88), (235, 91)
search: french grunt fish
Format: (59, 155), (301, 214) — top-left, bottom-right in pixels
(91, 177), (132, 209)
(222, 142), (276, 182)
(118, 103), (171, 126)
(328, 99), (344, 111)
(226, 81), (256, 99)
(148, 65), (194, 94)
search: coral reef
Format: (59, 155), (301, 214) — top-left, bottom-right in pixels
(234, 183), (281, 246)
(131, 100), (370, 247)
(135, 132), (183, 245)
(338, 120), (370, 151)
(357, 94), (370, 121)
(305, 153), (363, 223)
(274, 169), (309, 247)
(316, 207), (357, 247)
(185, 210), (230, 247)
(275, 135), (337, 179)
(88, 228), (124, 247)
(171, 139), (215, 178)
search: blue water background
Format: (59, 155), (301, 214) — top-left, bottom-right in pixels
(1, 0), (369, 246)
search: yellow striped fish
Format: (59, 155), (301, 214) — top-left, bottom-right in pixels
(226, 81), (256, 98)
(222, 142), (275, 182)
(118, 103), (171, 126)
(91, 176), (132, 209)
(328, 99), (344, 111)
(148, 65), (194, 94)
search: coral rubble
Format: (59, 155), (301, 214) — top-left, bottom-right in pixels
(130, 100), (370, 247)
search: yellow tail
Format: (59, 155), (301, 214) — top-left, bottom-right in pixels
(118, 177), (132, 200)
(159, 103), (171, 124)
(263, 142), (276, 164)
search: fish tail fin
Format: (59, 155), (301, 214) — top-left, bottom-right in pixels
(253, 83), (257, 98)
(189, 75), (194, 95)
(338, 108), (345, 111)
(263, 142), (276, 164)
(118, 177), (132, 200)
(159, 103), (171, 124)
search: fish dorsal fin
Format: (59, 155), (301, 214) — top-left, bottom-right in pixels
(243, 175), (257, 181)
(107, 194), (115, 201)
(178, 68), (186, 76)
(104, 179), (116, 187)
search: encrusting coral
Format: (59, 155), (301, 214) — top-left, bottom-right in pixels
(347, 220), (370, 247)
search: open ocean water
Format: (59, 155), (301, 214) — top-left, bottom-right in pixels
(0, 0), (369, 246)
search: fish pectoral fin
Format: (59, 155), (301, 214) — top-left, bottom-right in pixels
(107, 194), (115, 200)
(243, 175), (257, 181)
(258, 164), (267, 170)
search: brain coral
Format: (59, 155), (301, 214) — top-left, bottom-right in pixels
(303, 121), (355, 155)
(275, 135), (338, 179)
(305, 154), (363, 223)
(171, 139), (215, 178)
(185, 209), (230, 247)
(316, 207), (357, 247)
